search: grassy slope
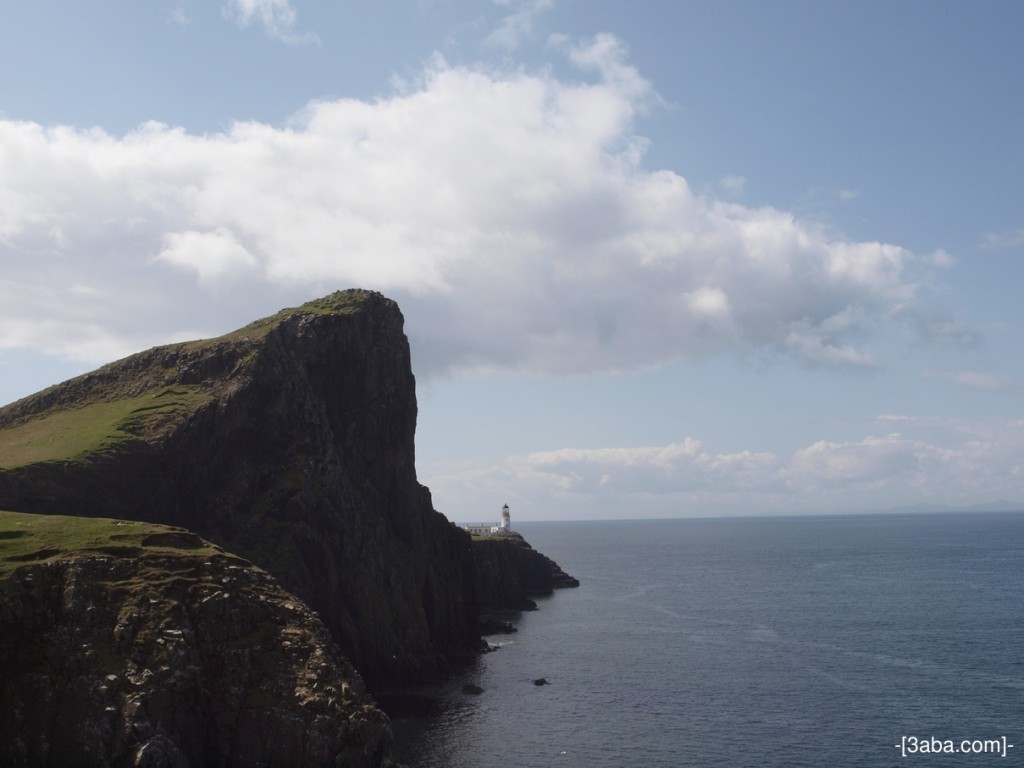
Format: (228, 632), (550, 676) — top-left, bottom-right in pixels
(0, 388), (208, 468)
(216, 293), (361, 344)
(0, 291), (372, 470)
(0, 509), (228, 582)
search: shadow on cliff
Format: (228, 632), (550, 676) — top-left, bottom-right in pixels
(0, 290), (482, 689)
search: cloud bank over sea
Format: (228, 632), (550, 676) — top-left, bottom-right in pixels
(0, 35), (953, 379)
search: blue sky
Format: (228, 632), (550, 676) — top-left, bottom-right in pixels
(1, 0), (1022, 521)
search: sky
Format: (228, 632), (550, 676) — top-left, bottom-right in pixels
(1, 1), (1022, 522)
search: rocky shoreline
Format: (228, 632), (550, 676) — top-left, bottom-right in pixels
(471, 531), (579, 614)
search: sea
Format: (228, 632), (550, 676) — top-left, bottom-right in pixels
(389, 513), (1024, 768)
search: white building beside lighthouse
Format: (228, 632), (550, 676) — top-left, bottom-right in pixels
(463, 503), (512, 536)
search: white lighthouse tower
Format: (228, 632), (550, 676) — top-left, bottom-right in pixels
(500, 503), (511, 532)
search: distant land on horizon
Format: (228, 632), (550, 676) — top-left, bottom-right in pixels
(872, 500), (1024, 516)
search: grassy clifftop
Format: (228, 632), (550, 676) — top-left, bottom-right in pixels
(218, 290), (366, 343)
(0, 289), (377, 471)
(0, 509), (226, 581)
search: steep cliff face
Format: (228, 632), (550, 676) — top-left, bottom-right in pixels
(472, 533), (579, 611)
(0, 290), (478, 686)
(0, 511), (390, 767)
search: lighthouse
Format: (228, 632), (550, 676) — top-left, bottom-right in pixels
(500, 503), (511, 532)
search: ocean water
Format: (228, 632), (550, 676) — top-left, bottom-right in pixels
(389, 514), (1024, 767)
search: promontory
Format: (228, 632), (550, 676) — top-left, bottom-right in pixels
(0, 289), (577, 766)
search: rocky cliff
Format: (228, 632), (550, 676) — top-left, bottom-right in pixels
(0, 510), (391, 767)
(472, 532), (579, 612)
(0, 290), (479, 686)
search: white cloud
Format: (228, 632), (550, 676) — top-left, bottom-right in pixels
(156, 228), (259, 286)
(929, 248), (956, 269)
(560, 33), (657, 106)
(485, 0), (553, 51)
(0, 317), (139, 364)
(785, 434), (918, 488)
(0, 35), (948, 377)
(425, 422), (1024, 520)
(167, 3), (189, 29)
(784, 319), (877, 369)
(222, 0), (318, 44)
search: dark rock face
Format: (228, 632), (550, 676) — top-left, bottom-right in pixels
(0, 550), (391, 767)
(0, 290), (479, 686)
(471, 532), (579, 611)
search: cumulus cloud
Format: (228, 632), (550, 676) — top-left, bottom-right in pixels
(559, 32), (657, 106)
(0, 34), (948, 376)
(785, 434), (918, 488)
(424, 422), (1024, 520)
(513, 440), (783, 496)
(156, 228), (259, 287)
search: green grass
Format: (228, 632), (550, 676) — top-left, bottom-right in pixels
(217, 291), (368, 343)
(0, 510), (224, 581)
(469, 531), (520, 542)
(0, 387), (211, 468)
(0, 290), (375, 471)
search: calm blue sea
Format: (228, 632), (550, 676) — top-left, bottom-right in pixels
(389, 514), (1024, 767)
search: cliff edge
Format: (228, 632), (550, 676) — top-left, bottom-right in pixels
(471, 532), (579, 612)
(0, 510), (390, 767)
(0, 290), (478, 686)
